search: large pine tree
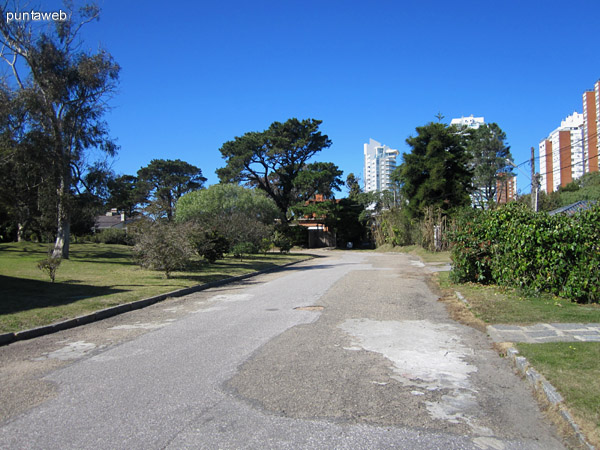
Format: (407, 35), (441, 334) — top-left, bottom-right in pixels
(395, 122), (473, 218)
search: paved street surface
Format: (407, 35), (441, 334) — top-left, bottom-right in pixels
(0, 251), (567, 449)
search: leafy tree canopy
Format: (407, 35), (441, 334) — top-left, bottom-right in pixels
(175, 183), (280, 224)
(462, 123), (513, 208)
(345, 173), (362, 199)
(137, 159), (206, 220)
(0, 2), (120, 257)
(292, 161), (343, 202)
(216, 118), (333, 220)
(107, 174), (146, 217)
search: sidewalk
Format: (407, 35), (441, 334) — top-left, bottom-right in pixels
(487, 323), (600, 343)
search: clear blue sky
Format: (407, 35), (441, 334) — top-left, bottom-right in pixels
(70, 0), (600, 196)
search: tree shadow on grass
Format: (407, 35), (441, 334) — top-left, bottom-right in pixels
(0, 275), (127, 315)
(72, 258), (137, 266)
(168, 273), (231, 284)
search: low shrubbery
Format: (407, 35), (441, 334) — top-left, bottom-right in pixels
(232, 242), (256, 260)
(450, 203), (600, 303)
(131, 219), (296, 277)
(190, 230), (230, 263)
(272, 231), (292, 253)
(133, 222), (195, 278)
(372, 207), (450, 252)
(37, 254), (62, 283)
(90, 228), (135, 246)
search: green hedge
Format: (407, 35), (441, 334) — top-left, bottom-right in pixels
(450, 203), (600, 303)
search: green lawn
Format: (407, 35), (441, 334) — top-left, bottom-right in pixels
(516, 342), (600, 447)
(0, 242), (311, 333)
(436, 271), (600, 325)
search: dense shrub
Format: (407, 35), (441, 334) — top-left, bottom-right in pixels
(450, 203), (600, 303)
(91, 228), (134, 245)
(133, 222), (194, 278)
(372, 208), (416, 247)
(448, 208), (496, 283)
(272, 231), (292, 253)
(259, 237), (274, 254)
(190, 230), (230, 263)
(232, 241), (256, 260)
(372, 207), (450, 251)
(175, 184), (278, 250)
(285, 225), (308, 248)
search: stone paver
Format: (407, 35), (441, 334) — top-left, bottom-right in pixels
(488, 323), (600, 343)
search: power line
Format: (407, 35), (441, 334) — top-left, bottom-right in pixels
(512, 128), (599, 175)
(514, 128), (599, 166)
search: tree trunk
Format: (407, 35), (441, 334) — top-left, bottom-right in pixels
(52, 171), (71, 259)
(17, 206), (30, 242)
(17, 223), (25, 242)
(53, 216), (70, 259)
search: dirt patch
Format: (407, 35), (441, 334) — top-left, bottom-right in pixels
(438, 291), (487, 333)
(492, 342), (514, 357)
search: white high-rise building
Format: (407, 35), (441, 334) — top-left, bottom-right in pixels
(363, 138), (399, 193)
(539, 112), (584, 193)
(450, 115), (485, 129)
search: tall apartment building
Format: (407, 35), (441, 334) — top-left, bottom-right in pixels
(450, 115), (485, 129)
(583, 80), (600, 173)
(363, 138), (399, 193)
(496, 173), (517, 204)
(539, 112), (585, 193)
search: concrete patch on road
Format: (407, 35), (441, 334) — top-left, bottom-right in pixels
(338, 319), (476, 389)
(31, 340), (98, 361)
(193, 305), (228, 313)
(192, 293), (255, 313)
(339, 318), (487, 434)
(109, 321), (168, 330)
(208, 293), (254, 303)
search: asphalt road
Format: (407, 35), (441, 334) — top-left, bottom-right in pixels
(0, 251), (567, 449)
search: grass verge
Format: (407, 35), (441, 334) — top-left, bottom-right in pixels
(436, 271), (600, 325)
(0, 242), (311, 333)
(516, 342), (600, 448)
(376, 244), (451, 264)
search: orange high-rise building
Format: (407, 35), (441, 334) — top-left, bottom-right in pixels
(496, 174), (517, 204)
(583, 80), (600, 173)
(539, 113), (584, 193)
(540, 79), (600, 193)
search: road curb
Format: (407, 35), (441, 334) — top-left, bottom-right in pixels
(0, 256), (312, 348)
(506, 347), (595, 450)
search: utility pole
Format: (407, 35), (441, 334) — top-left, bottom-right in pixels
(530, 147), (538, 212)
